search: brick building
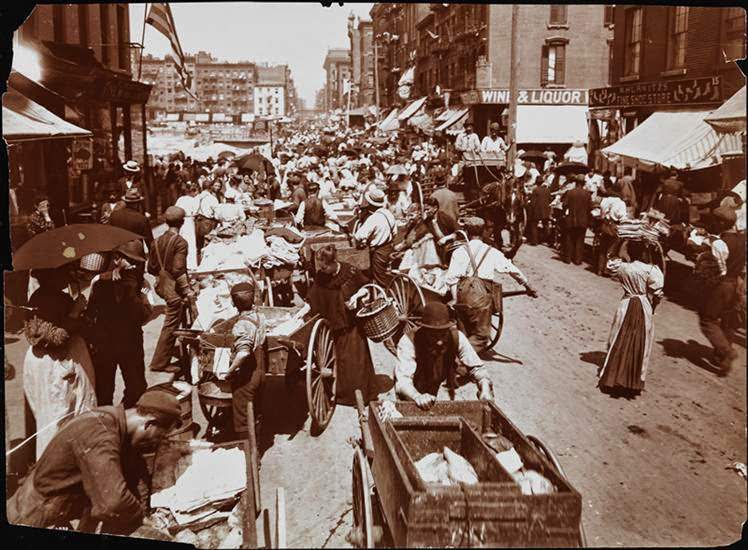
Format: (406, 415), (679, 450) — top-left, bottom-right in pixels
(347, 14), (376, 108)
(323, 48), (351, 111)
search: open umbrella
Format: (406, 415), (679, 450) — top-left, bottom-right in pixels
(386, 164), (409, 176)
(233, 152), (273, 173)
(13, 224), (141, 271)
(519, 150), (546, 165)
(554, 161), (589, 176)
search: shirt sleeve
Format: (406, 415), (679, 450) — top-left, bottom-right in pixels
(445, 247), (469, 287)
(172, 238), (188, 278)
(394, 336), (418, 397)
(647, 265), (665, 299)
(711, 239), (729, 276)
(354, 213), (375, 242)
(456, 331), (490, 384)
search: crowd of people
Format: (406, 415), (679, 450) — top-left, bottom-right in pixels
(9, 113), (745, 537)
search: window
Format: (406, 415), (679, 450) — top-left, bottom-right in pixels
(722, 7), (746, 62)
(604, 5), (615, 27)
(666, 7), (688, 70)
(624, 7), (643, 76)
(549, 5), (568, 26)
(541, 42), (566, 86)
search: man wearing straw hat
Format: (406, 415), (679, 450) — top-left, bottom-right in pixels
(118, 160), (144, 198)
(354, 187), (397, 286)
(395, 302), (494, 410)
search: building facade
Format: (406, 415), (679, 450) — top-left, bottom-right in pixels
(323, 48), (351, 111)
(254, 64), (287, 117)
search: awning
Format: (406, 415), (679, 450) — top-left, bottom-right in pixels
(602, 110), (743, 170)
(704, 86), (746, 134)
(378, 108), (400, 132)
(408, 111), (434, 134)
(516, 105), (588, 144)
(435, 107), (469, 133)
(398, 97), (427, 121)
(2, 87), (92, 142)
(435, 107), (458, 122)
(348, 106), (368, 117)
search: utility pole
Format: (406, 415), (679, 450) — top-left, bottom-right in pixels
(373, 38), (381, 121)
(508, 4), (519, 168)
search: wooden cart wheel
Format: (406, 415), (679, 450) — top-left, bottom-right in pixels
(306, 319), (337, 435)
(486, 309), (505, 351)
(384, 274), (425, 355)
(275, 487), (287, 549)
(527, 435), (588, 548)
(350, 447), (375, 549)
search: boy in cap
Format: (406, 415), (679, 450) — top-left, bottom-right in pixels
(395, 302), (494, 409)
(446, 217), (537, 353)
(294, 180), (340, 229)
(7, 387), (181, 535)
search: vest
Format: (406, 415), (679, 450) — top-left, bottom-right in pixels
(722, 231), (746, 279)
(303, 196), (325, 226)
(407, 328), (460, 398)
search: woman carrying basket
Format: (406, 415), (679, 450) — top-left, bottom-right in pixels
(307, 245), (378, 406)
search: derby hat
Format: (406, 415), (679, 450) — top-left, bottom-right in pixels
(419, 302), (454, 330)
(116, 239), (146, 263)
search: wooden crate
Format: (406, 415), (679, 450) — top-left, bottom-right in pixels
(368, 401), (582, 548)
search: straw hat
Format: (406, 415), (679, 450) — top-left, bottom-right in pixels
(122, 160), (141, 173)
(364, 187), (386, 208)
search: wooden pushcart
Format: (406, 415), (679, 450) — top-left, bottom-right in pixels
(349, 395), (586, 548)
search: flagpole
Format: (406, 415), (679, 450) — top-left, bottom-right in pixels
(137, 3), (149, 81)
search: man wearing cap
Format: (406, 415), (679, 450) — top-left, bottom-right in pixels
(294, 179), (340, 229)
(481, 123), (509, 154)
(354, 187), (397, 286)
(446, 217), (537, 352)
(7, 387), (181, 535)
(85, 240), (150, 407)
(699, 206), (745, 375)
(455, 122), (481, 154)
(561, 175), (592, 265)
(109, 189), (154, 251)
(395, 302), (494, 409)
(148, 206), (195, 374)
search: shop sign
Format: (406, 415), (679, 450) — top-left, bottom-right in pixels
(72, 138), (94, 171)
(461, 88), (589, 105)
(589, 76), (722, 109)
(92, 77), (152, 104)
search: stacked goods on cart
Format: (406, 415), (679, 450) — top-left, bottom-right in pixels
(197, 230), (268, 272)
(210, 218), (257, 240)
(395, 235), (450, 296)
(192, 271), (256, 330)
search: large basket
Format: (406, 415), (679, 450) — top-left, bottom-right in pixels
(355, 284), (400, 343)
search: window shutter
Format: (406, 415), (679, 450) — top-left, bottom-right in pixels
(556, 45), (566, 85)
(540, 45), (549, 86)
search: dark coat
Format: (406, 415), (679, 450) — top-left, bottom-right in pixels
(562, 186), (592, 229)
(109, 206), (154, 250)
(529, 185), (552, 221)
(147, 231), (189, 280)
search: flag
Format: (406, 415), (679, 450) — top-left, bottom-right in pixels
(146, 3), (197, 99)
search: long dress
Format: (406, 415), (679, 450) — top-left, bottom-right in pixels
(175, 194), (199, 270)
(307, 262), (377, 406)
(598, 259), (664, 396)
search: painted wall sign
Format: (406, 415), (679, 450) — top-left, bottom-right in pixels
(461, 88), (589, 105)
(589, 76), (722, 109)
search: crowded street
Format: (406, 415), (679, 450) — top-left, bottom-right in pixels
(3, 3), (746, 549)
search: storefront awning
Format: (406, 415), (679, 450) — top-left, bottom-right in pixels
(378, 108), (400, 132)
(2, 87), (92, 142)
(516, 105), (588, 144)
(348, 106), (368, 117)
(435, 107), (469, 133)
(398, 97), (427, 121)
(602, 110), (743, 170)
(704, 86), (746, 134)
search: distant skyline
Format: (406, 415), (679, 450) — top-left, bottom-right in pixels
(130, 2), (374, 107)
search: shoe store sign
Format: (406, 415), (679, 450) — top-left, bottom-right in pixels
(461, 88), (589, 105)
(589, 76), (721, 109)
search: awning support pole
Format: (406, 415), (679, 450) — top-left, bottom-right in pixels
(137, 4), (149, 81)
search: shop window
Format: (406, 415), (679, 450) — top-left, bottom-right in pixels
(549, 5), (568, 26)
(666, 7), (688, 70)
(623, 7), (643, 76)
(541, 42), (566, 86)
(722, 7), (746, 62)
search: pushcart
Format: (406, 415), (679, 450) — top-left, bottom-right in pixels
(349, 394), (586, 548)
(146, 403), (287, 549)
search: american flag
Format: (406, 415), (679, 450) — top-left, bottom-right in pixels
(146, 3), (197, 99)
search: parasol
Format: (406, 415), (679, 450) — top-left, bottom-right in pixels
(519, 150), (547, 165)
(13, 224), (142, 271)
(386, 164), (409, 176)
(233, 152), (273, 173)
(554, 161), (589, 176)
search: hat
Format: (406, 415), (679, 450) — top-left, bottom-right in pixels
(122, 188), (144, 203)
(123, 160), (141, 173)
(116, 239), (146, 263)
(136, 389), (182, 424)
(364, 187), (386, 208)
(490, 122), (500, 131)
(419, 302), (454, 330)
(713, 205), (737, 225)
(165, 206), (186, 224)
(463, 216), (486, 231)
(307, 180), (320, 191)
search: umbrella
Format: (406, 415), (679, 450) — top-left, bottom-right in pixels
(13, 224), (142, 271)
(554, 161), (589, 176)
(386, 164), (409, 176)
(519, 150), (546, 164)
(233, 152), (273, 173)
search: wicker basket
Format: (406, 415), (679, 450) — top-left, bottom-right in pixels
(356, 284), (400, 343)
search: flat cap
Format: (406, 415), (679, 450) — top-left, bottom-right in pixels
(463, 216), (486, 229)
(165, 206), (186, 224)
(136, 388), (181, 421)
(230, 281), (256, 297)
(713, 205), (737, 225)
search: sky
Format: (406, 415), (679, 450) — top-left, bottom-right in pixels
(130, 2), (374, 108)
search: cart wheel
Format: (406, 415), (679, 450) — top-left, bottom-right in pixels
(350, 447), (375, 548)
(275, 487), (287, 549)
(306, 319), (337, 435)
(384, 275), (425, 356)
(527, 435), (587, 548)
(486, 309), (505, 351)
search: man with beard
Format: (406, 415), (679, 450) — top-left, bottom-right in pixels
(7, 388), (181, 535)
(394, 302), (494, 410)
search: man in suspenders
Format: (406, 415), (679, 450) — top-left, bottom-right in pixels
(446, 217), (537, 352)
(354, 187), (397, 286)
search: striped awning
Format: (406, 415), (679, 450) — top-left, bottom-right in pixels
(398, 96), (427, 121)
(435, 107), (468, 133)
(602, 110), (743, 171)
(378, 108), (400, 132)
(704, 86), (746, 135)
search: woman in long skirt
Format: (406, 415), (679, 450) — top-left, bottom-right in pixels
(307, 245), (377, 406)
(174, 182), (200, 270)
(598, 239), (664, 397)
